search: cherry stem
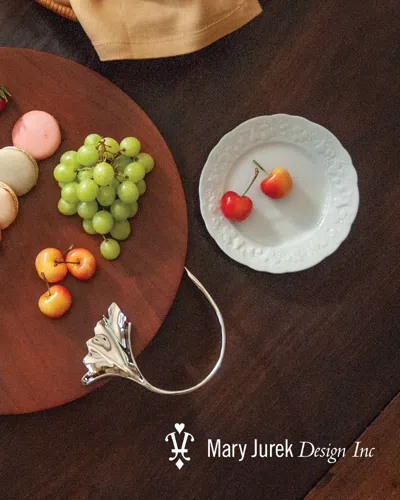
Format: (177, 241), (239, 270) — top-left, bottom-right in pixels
(54, 261), (79, 266)
(252, 160), (269, 175)
(41, 272), (51, 296)
(61, 244), (74, 256)
(242, 167), (260, 196)
(54, 244), (75, 266)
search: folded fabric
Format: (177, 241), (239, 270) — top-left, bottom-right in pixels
(69, 0), (262, 60)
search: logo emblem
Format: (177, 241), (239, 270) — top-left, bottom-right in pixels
(165, 423), (194, 469)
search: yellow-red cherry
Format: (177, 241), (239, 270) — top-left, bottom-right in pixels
(38, 281), (72, 318)
(66, 248), (96, 280)
(35, 248), (68, 283)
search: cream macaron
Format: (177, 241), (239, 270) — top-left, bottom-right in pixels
(0, 146), (39, 196)
(0, 182), (19, 229)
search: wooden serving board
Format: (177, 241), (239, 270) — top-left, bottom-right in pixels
(0, 48), (188, 414)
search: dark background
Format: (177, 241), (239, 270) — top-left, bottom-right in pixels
(1, 1), (399, 499)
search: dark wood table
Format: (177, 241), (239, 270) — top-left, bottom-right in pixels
(0, 1), (399, 499)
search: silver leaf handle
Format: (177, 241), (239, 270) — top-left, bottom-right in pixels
(82, 268), (226, 395)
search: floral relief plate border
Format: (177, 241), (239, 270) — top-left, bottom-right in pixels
(199, 115), (359, 273)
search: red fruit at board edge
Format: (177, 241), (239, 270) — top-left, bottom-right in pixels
(221, 191), (253, 221)
(260, 167), (293, 199)
(0, 85), (11, 112)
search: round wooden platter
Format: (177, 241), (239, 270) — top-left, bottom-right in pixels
(0, 48), (188, 414)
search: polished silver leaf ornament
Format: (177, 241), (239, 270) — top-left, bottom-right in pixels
(82, 268), (225, 394)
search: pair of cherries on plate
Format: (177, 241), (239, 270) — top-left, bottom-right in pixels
(221, 160), (293, 222)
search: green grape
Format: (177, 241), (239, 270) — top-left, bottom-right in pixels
(92, 210), (114, 234)
(120, 137), (141, 157)
(110, 199), (130, 221)
(113, 155), (132, 172)
(83, 219), (97, 235)
(111, 220), (131, 240)
(58, 182), (66, 188)
(54, 164), (77, 183)
(77, 169), (94, 182)
(136, 152), (154, 173)
(117, 180), (139, 204)
(93, 162), (115, 186)
(77, 179), (99, 202)
(136, 179), (146, 196)
(58, 198), (77, 216)
(60, 150), (79, 169)
(127, 201), (138, 218)
(61, 182), (79, 204)
(111, 177), (121, 190)
(97, 185), (116, 207)
(77, 200), (99, 219)
(84, 133), (102, 147)
(124, 162), (145, 183)
(100, 238), (120, 260)
(77, 145), (98, 167)
(103, 137), (120, 155)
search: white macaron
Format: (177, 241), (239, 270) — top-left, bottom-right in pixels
(0, 182), (19, 229)
(0, 146), (39, 196)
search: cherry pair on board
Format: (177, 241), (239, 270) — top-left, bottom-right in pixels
(35, 246), (96, 318)
(220, 161), (293, 222)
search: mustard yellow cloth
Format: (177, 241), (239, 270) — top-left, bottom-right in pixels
(69, 0), (262, 60)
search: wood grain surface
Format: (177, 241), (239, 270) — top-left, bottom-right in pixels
(305, 394), (400, 499)
(0, 48), (188, 414)
(0, 0), (399, 499)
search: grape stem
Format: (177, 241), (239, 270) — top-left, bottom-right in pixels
(41, 272), (51, 296)
(97, 140), (107, 162)
(115, 173), (128, 180)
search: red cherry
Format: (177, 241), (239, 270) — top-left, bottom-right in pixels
(0, 85), (10, 113)
(220, 167), (259, 222)
(221, 191), (253, 221)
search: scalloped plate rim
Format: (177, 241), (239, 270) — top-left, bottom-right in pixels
(199, 114), (359, 273)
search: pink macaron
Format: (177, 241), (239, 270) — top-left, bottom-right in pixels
(12, 110), (61, 160)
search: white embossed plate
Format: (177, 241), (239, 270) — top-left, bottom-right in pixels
(199, 115), (359, 273)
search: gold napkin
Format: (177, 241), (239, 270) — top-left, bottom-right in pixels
(69, 0), (262, 60)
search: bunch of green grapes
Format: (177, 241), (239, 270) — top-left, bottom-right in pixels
(53, 135), (154, 260)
